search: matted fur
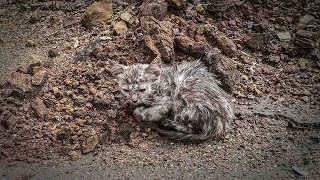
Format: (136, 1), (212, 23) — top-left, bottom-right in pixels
(110, 59), (234, 142)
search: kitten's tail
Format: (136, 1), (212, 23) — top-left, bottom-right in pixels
(140, 123), (227, 143)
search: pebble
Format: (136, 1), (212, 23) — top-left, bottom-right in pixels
(48, 48), (59, 58)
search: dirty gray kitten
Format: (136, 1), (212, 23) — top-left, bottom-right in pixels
(110, 59), (234, 142)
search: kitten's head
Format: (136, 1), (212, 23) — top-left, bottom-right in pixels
(110, 59), (161, 106)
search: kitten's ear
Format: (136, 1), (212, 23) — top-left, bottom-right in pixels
(146, 57), (162, 76)
(109, 60), (125, 77)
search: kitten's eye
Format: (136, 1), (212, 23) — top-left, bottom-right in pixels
(139, 88), (146, 92)
(123, 89), (130, 92)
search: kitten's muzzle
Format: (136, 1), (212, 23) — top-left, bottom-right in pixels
(131, 94), (138, 103)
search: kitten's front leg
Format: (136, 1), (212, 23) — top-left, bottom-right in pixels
(134, 104), (171, 122)
(133, 106), (146, 122)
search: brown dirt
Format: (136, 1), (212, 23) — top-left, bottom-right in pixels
(0, 0), (319, 179)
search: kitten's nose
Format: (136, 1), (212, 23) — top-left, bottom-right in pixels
(131, 94), (138, 103)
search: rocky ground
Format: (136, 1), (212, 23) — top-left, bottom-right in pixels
(0, 0), (319, 179)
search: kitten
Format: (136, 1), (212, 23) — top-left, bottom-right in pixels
(110, 58), (234, 142)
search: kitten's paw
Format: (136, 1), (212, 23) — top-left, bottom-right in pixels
(133, 107), (146, 122)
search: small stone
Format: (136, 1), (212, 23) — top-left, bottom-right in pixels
(7, 72), (32, 93)
(195, 4), (204, 13)
(113, 21), (128, 35)
(166, 0), (184, 7)
(89, 87), (97, 95)
(296, 30), (320, 40)
(278, 97), (286, 102)
(298, 58), (307, 70)
(211, 31), (237, 57)
(31, 97), (48, 119)
(138, 142), (149, 151)
(81, 2), (113, 29)
(277, 32), (291, 42)
(292, 166), (309, 176)
(241, 74), (249, 81)
(106, 109), (117, 118)
(26, 40), (36, 47)
(246, 33), (268, 51)
(300, 96), (309, 102)
(283, 65), (297, 74)
(0, 112), (17, 130)
(17, 63), (31, 74)
(65, 105), (74, 113)
(31, 67), (48, 86)
(94, 90), (112, 105)
(175, 35), (194, 53)
(82, 134), (99, 154)
(64, 79), (72, 86)
(120, 12), (134, 24)
(268, 55), (281, 63)
(29, 12), (42, 23)
(48, 48), (58, 58)
(68, 151), (81, 161)
(297, 15), (315, 30)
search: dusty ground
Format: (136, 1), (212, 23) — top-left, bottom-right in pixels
(0, 0), (319, 179)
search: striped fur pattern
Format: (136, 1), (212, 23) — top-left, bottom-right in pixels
(110, 59), (234, 142)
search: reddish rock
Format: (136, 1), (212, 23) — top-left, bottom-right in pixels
(203, 48), (239, 92)
(32, 66), (48, 86)
(31, 97), (48, 119)
(139, 0), (168, 19)
(210, 31), (237, 57)
(175, 35), (194, 53)
(141, 16), (174, 63)
(297, 15), (315, 30)
(81, 2), (113, 29)
(7, 72), (32, 93)
(82, 134), (99, 154)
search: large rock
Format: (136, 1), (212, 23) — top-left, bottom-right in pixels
(81, 2), (113, 29)
(31, 97), (48, 119)
(7, 72), (32, 93)
(141, 16), (174, 63)
(211, 31), (237, 57)
(175, 35), (194, 53)
(175, 35), (209, 56)
(203, 48), (239, 93)
(139, 0), (168, 19)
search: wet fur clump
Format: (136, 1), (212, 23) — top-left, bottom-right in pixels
(110, 59), (234, 143)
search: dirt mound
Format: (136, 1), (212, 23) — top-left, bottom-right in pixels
(0, 0), (319, 168)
